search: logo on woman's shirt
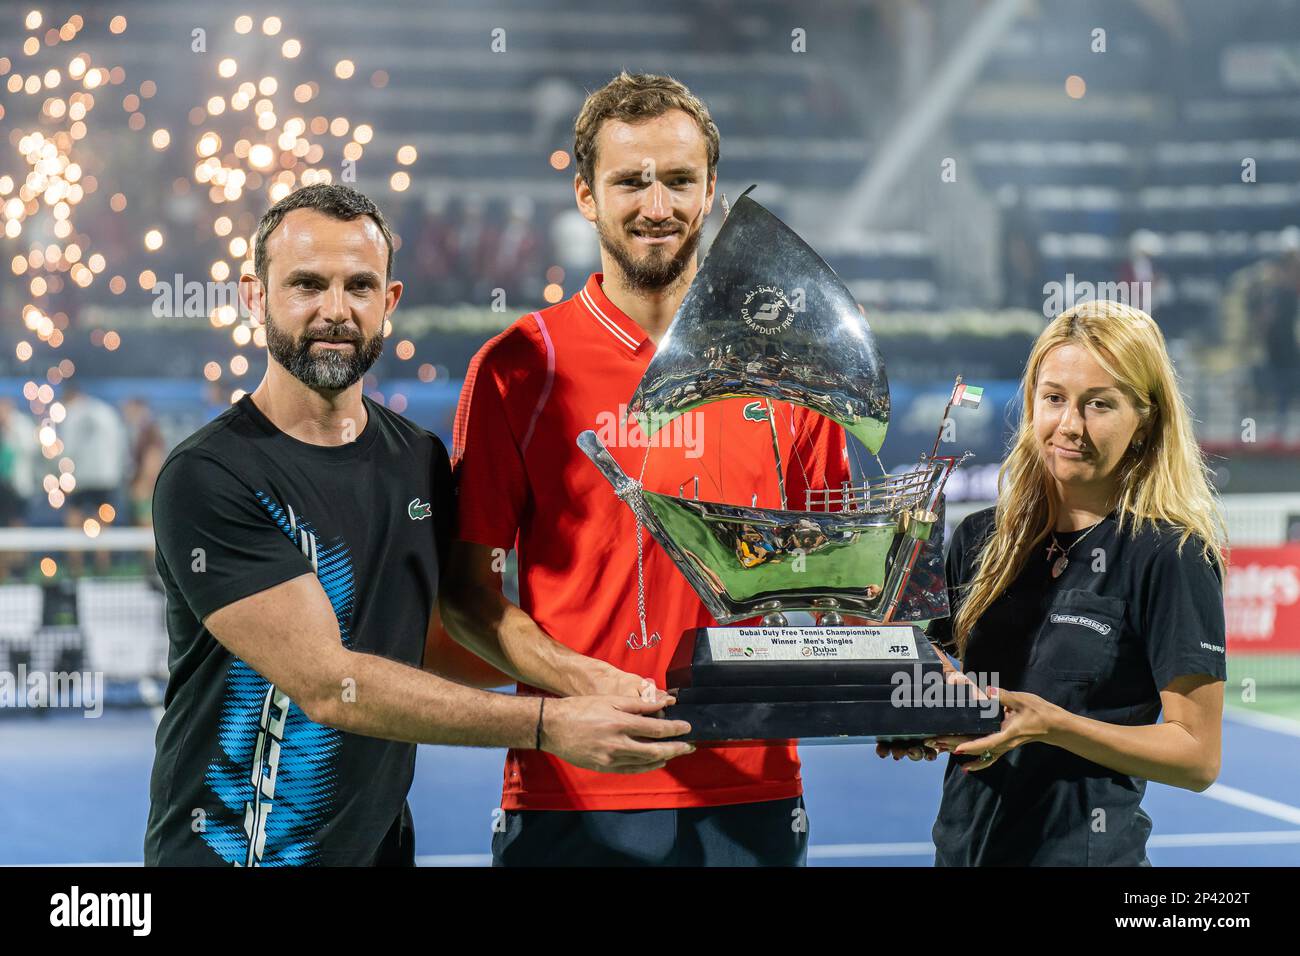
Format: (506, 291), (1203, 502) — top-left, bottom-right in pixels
(1049, 613), (1112, 635)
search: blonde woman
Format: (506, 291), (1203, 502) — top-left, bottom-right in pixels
(892, 300), (1228, 866)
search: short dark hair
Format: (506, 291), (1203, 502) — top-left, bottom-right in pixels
(253, 183), (395, 288)
(573, 71), (720, 189)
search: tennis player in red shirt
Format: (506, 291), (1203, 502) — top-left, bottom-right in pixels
(443, 72), (850, 866)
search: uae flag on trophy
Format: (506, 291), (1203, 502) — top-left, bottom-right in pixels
(951, 382), (984, 409)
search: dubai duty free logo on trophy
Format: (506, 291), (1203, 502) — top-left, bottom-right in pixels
(578, 188), (1001, 742)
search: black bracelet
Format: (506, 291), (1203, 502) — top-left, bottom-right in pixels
(535, 697), (545, 751)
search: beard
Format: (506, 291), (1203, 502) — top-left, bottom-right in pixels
(264, 308), (384, 392)
(595, 213), (704, 293)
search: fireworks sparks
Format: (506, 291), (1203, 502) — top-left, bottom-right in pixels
(0, 10), (120, 512)
(1, 9), (421, 522)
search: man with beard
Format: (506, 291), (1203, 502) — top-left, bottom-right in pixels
(445, 73), (851, 866)
(145, 184), (693, 866)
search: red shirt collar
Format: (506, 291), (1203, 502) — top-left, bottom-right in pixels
(576, 273), (650, 354)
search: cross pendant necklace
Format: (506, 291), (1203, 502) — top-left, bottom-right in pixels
(1046, 519), (1104, 578)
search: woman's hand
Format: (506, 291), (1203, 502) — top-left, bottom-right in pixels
(929, 687), (1066, 772)
(873, 646), (995, 762)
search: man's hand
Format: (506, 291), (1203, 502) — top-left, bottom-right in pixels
(540, 695), (694, 774)
(875, 739), (940, 761)
(570, 658), (668, 705)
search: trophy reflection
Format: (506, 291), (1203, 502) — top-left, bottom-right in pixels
(577, 190), (999, 741)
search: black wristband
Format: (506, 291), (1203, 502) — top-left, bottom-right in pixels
(535, 697), (545, 751)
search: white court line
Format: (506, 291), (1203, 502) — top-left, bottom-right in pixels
(1224, 708), (1300, 739)
(417, 853), (493, 867)
(17, 861), (143, 867)
(1150, 830), (1300, 848)
(1202, 782), (1300, 826)
(20, 778), (1300, 868)
(17, 829), (1300, 868)
(415, 830), (1300, 865)
(787, 831), (1300, 860)
(810, 842), (933, 859)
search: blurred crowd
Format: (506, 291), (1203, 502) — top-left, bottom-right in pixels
(0, 383), (166, 543)
(0, 218), (1293, 560)
(394, 195), (552, 307)
(1001, 215), (1300, 435)
(1219, 229), (1300, 424)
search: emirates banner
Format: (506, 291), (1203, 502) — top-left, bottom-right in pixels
(1226, 545), (1300, 654)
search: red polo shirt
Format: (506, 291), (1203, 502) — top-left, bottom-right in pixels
(453, 273), (850, 811)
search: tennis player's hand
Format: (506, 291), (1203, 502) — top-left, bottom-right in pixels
(575, 660), (670, 706)
(541, 695), (695, 773)
(934, 647), (991, 700)
(874, 739), (939, 761)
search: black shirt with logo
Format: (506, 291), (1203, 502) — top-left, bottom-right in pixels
(927, 505), (1227, 866)
(145, 394), (450, 866)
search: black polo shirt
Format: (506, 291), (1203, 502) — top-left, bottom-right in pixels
(926, 505), (1227, 866)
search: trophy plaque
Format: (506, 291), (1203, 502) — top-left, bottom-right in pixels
(577, 189), (1000, 742)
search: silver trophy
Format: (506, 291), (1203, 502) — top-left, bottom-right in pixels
(577, 190), (998, 741)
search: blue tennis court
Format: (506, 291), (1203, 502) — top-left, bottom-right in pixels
(3, 706), (1297, 866)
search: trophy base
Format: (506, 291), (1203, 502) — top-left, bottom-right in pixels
(665, 693), (1000, 742)
(663, 624), (1001, 742)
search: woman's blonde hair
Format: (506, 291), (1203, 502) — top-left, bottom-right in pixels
(950, 299), (1228, 657)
